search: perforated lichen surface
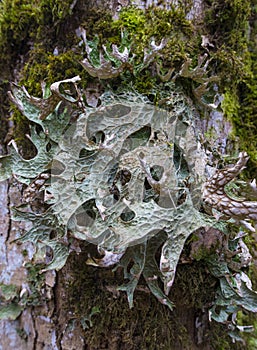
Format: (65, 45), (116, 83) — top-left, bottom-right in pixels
(49, 91), (210, 296)
(2, 76), (257, 327)
(3, 81), (212, 306)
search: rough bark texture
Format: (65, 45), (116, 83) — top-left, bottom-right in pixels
(0, 1), (253, 349)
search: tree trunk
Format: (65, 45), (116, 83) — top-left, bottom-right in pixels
(0, 1), (255, 349)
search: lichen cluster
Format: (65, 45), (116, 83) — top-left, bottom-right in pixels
(1, 23), (257, 345)
(1, 1), (257, 347)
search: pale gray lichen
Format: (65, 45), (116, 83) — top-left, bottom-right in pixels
(47, 90), (209, 298)
(1, 76), (214, 308)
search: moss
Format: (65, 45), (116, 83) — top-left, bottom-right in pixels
(0, 0), (39, 75)
(235, 73), (257, 174)
(63, 252), (200, 349)
(203, 0), (257, 175)
(11, 4), (202, 117)
(59, 249), (241, 349)
(0, 0), (77, 74)
(21, 249), (28, 257)
(203, 0), (252, 86)
(16, 327), (28, 341)
(113, 7), (147, 34)
(221, 90), (240, 122)
(204, 0), (251, 50)
(17, 5), (197, 97)
(19, 47), (88, 96)
(111, 6), (194, 66)
(0, 0), (87, 149)
(24, 262), (46, 306)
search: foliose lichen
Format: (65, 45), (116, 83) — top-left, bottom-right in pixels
(1, 2), (257, 346)
(1, 25), (257, 344)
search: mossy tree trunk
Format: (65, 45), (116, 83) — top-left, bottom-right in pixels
(0, 1), (256, 349)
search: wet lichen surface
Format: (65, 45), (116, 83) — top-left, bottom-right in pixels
(1, 1), (257, 349)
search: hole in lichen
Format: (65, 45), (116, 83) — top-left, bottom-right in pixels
(75, 199), (97, 227)
(59, 81), (78, 102)
(150, 165), (164, 181)
(116, 168), (132, 186)
(49, 230), (57, 240)
(120, 207), (136, 222)
(79, 148), (96, 158)
(90, 131), (105, 144)
(109, 184), (120, 201)
(123, 125), (151, 151)
(143, 178), (159, 202)
(173, 143), (189, 175)
(18, 139), (38, 160)
(35, 124), (44, 135)
(46, 142), (52, 152)
(147, 93), (156, 102)
(144, 177), (152, 190)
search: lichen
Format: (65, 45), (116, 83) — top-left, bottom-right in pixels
(5, 80), (214, 308)
(2, 43), (257, 345)
(203, 152), (257, 232)
(1, 1), (257, 347)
